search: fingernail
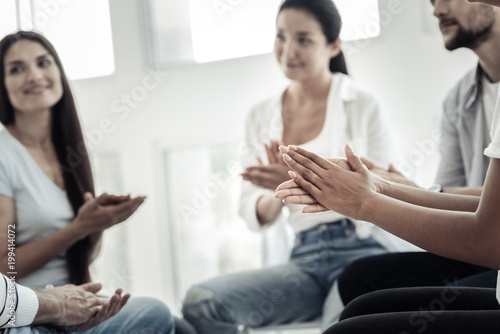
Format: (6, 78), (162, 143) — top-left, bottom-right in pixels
(279, 145), (289, 154)
(345, 143), (353, 153)
(283, 154), (292, 162)
(289, 145), (298, 151)
(288, 170), (297, 178)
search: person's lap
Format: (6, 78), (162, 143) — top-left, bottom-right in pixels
(325, 287), (500, 334)
(8, 296), (174, 334)
(337, 252), (494, 305)
(182, 220), (387, 334)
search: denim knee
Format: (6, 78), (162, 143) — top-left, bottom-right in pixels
(182, 285), (235, 326)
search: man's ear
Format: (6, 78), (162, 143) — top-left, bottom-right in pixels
(329, 38), (342, 58)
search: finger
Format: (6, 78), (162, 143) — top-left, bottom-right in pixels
(282, 194), (318, 205)
(276, 179), (299, 191)
(80, 282), (102, 294)
(281, 145), (333, 170)
(360, 157), (377, 170)
(388, 163), (404, 176)
(282, 153), (324, 186)
(265, 143), (278, 164)
(287, 170), (321, 198)
(302, 204), (329, 213)
(271, 140), (281, 158)
(99, 194), (131, 206)
(84, 192), (94, 202)
(275, 187), (310, 199)
(44, 284), (54, 289)
(256, 156), (264, 166)
(344, 143), (368, 174)
(120, 294), (131, 308)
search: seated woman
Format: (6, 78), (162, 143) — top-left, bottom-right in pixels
(275, 1), (500, 332)
(0, 31), (174, 333)
(181, 0), (413, 333)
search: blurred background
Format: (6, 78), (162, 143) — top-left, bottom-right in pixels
(0, 0), (477, 319)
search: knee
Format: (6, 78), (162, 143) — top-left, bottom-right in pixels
(182, 284), (233, 323)
(338, 257), (374, 305)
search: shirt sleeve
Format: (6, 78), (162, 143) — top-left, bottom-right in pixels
(435, 96), (467, 187)
(237, 104), (282, 232)
(0, 274), (39, 328)
(484, 90), (500, 159)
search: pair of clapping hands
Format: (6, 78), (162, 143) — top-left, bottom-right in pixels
(73, 192), (146, 236)
(244, 140), (414, 220)
(34, 282), (129, 331)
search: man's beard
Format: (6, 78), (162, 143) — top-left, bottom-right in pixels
(445, 8), (495, 51)
(445, 24), (493, 50)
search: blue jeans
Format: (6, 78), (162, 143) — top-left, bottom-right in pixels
(7, 297), (174, 334)
(182, 219), (388, 334)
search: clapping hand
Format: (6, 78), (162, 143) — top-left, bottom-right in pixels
(241, 139), (291, 190)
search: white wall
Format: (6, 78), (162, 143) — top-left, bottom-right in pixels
(67, 0), (478, 312)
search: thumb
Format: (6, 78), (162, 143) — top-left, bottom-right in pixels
(83, 192), (94, 202)
(80, 282), (102, 294)
(388, 163), (404, 176)
(344, 143), (366, 173)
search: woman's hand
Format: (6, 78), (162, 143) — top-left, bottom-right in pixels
(275, 144), (382, 220)
(241, 139), (290, 190)
(73, 192), (146, 237)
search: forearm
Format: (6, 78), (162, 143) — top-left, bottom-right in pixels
(380, 180), (480, 212)
(443, 186), (482, 197)
(32, 288), (60, 325)
(1, 223), (85, 279)
(360, 193), (498, 269)
(256, 193), (283, 226)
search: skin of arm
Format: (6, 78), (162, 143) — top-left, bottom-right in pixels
(0, 193), (145, 279)
(276, 144), (500, 269)
(360, 156), (483, 197)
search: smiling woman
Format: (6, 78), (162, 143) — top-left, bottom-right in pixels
(0, 31), (175, 333)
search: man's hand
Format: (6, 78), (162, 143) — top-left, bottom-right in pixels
(33, 283), (130, 330)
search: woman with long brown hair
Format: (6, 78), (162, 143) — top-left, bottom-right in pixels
(0, 31), (174, 333)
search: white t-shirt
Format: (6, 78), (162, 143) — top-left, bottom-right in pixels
(482, 77), (500, 147)
(0, 129), (73, 288)
(483, 85), (500, 304)
(239, 74), (420, 253)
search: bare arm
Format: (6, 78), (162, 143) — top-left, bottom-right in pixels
(443, 186), (482, 196)
(277, 145), (500, 269)
(0, 193), (145, 279)
(0, 194), (85, 278)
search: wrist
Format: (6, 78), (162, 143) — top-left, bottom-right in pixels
(66, 219), (90, 242)
(358, 191), (381, 221)
(33, 289), (61, 324)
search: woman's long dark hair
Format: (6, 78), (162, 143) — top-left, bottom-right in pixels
(0, 31), (95, 285)
(278, 0), (348, 75)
